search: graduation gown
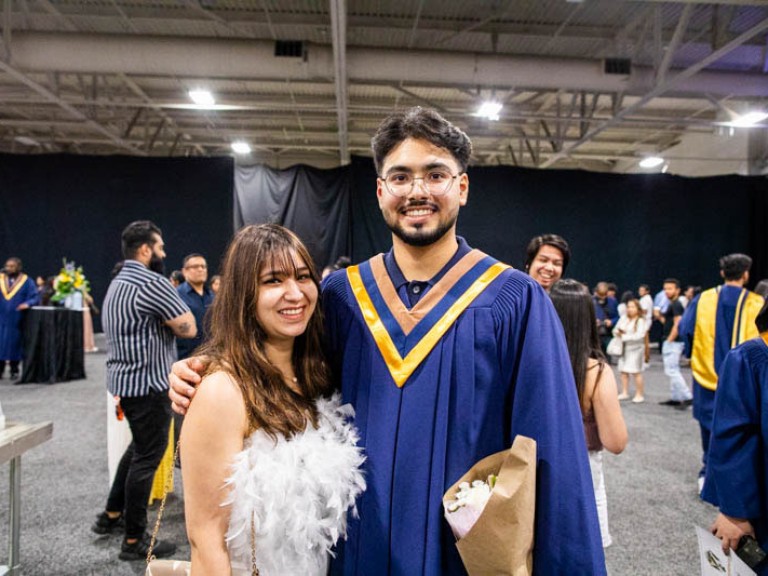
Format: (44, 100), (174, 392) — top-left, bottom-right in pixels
(679, 285), (763, 429)
(323, 249), (605, 576)
(701, 335), (768, 575)
(0, 273), (39, 361)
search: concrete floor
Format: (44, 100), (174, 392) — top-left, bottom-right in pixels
(0, 337), (715, 575)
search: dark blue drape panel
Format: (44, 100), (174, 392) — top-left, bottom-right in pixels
(349, 157), (768, 293)
(234, 163), (351, 271)
(0, 154), (234, 332)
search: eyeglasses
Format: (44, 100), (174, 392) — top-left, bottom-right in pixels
(184, 264), (207, 270)
(380, 170), (461, 197)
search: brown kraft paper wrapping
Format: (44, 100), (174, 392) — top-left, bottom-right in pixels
(443, 435), (537, 576)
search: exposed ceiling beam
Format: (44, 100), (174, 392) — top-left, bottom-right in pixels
(540, 14), (768, 168)
(11, 32), (768, 98)
(330, 0), (349, 165)
(2, 0), (12, 60)
(107, 0), (140, 33)
(34, 0), (77, 31)
(407, 0), (426, 49)
(0, 59), (144, 154)
(656, 4), (693, 86)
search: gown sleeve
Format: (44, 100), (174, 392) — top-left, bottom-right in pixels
(701, 343), (762, 519)
(493, 276), (606, 576)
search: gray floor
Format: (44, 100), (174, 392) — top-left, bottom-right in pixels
(0, 338), (714, 575)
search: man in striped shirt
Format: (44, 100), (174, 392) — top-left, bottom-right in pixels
(93, 220), (196, 561)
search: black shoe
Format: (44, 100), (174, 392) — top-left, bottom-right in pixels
(658, 399), (682, 406)
(119, 533), (176, 561)
(675, 402), (691, 411)
(91, 511), (124, 535)
(681, 399), (693, 406)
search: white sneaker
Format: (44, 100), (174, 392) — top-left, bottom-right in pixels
(617, 393), (630, 401)
(698, 476), (705, 495)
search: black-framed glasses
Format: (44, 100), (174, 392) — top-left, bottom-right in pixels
(380, 170), (461, 197)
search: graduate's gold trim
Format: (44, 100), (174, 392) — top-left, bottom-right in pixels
(692, 287), (762, 391)
(761, 332), (768, 348)
(0, 273), (29, 301)
(735, 291), (762, 346)
(348, 261), (509, 387)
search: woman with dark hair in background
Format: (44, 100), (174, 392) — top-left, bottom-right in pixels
(551, 279), (628, 549)
(524, 233), (570, 293)
(209, 274), (221, 294)
(180, 224), (365, 574)
(617, 290), (634, 318)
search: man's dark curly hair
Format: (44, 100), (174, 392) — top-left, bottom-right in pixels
(371, 107), (473, 174)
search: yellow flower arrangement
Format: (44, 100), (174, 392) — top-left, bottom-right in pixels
(51, 259), (90, 303)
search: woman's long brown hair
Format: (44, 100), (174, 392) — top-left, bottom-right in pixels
(197, 224), (331, 439)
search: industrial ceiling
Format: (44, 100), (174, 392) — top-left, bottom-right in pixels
(1, 0), (767, 172)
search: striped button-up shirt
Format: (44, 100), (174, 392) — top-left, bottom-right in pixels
(103, 260), (190, 397)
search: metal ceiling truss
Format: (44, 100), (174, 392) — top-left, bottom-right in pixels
(0, 0), (765, 171)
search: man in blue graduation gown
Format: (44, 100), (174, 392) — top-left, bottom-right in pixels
(168, 108), (605, 575)
(703, 300), (768, 574)
(680, 254), (763, 489)
(323, 108), (603, 575)
(0, 257), (40, 379)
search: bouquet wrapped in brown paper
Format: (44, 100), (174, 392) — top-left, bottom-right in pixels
(442, 435), (537, 576)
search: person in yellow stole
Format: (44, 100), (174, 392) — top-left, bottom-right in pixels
(680, 253), (764, 493)
(0, 257), (40, 380)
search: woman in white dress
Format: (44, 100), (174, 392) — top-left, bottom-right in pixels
(613, 299), (648, 403)
(180, 224), (365, 575)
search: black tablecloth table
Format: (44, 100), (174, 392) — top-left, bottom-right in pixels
(19, 307), (85, 383)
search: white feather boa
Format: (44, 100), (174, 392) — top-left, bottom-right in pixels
(223, 394), (366, 575)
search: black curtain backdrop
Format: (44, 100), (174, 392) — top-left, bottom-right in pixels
(2, 152), (766, 336)
(349, 157), (768, 294)
(234, 163), (351, 271)
(0, 154), (234, 332)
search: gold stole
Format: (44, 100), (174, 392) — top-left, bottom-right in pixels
(692, 287), (762, 391)
(0, 273), (29, 301)
(347, 251), (510, 388)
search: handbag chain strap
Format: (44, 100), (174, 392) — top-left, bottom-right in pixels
(146, 438), (260, 576)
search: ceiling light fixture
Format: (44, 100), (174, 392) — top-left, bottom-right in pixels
(14, 135), (40, 146)
(476, 101), (503, 121)
(231, 141), (251, 154)
(188, 89), (215, 108)
(728, 111), (768, 128)
(639, 156), (664, 169)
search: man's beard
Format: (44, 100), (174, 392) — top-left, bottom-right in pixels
(149, 254), (165, 275)
(385, 201), (457, 248)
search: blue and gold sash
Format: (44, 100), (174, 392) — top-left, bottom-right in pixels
(0, 273), (29, 301)
(347, 250), (510, 388)
(692, 286), (762, 390)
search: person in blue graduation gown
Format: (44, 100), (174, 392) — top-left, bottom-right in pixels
(324, 108), (605, 575)
(679, 254), (763, 484)
(702, 300), (768, 574)
(0, 257), (40, 379)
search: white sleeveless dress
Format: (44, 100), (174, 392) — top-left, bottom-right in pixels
(223, 394), (366, 576)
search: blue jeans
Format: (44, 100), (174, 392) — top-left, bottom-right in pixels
(662, 341), (691, 401)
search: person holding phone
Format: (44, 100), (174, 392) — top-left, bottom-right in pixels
(704, 299), (768, 573)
